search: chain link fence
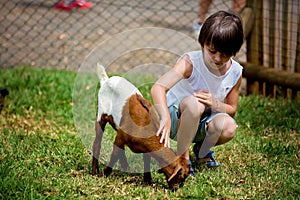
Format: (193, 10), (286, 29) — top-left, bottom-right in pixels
(2, 1), (299, 97)
(1, 0), (237, 71)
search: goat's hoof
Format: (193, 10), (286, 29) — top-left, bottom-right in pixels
(143, 172), (154, 185)
(145, 180), (155, 186)
(92, 171), (100, 176)
(92, 168), (100, 176)
(103, 166), (112, 177)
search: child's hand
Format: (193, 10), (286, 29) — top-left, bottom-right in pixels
(193, 90), (214, 107)
(156, 118), (171, 148)
(193, 90), (221, 110)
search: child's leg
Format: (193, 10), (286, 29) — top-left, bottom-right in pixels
(176, 95), (205, 160)
(231, 0), (247, 13)
(198, 114), (236, 158)
(198, 0), (213, 24)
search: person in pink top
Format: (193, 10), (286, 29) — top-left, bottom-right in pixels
(54, 0), (92, 11)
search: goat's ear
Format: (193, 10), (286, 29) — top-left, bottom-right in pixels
(136, 94), (160, 129)
(168, 165), (182, 182)
(136, 94), (151, 111)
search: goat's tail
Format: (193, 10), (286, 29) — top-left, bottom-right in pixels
(96, 63), (109, 85)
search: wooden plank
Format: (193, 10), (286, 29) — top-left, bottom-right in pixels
(246, 0), (262, 95)
(294, 1), (300, 74)
(266, 0), (276, 97)
(242, 62), (300, 90)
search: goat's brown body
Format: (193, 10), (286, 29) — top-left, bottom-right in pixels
(92, 94), (190, 189)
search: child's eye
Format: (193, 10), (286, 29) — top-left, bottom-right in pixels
(209, 49), (217, 54)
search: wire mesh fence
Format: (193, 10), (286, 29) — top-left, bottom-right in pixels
(1, 0), (300, 97)
(246, 0), (300, 97)
(1, 0), (235, 71)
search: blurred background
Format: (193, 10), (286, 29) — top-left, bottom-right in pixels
(1, 0), (299, 97)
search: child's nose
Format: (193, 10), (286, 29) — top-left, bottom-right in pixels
(214, 53), (223, 62)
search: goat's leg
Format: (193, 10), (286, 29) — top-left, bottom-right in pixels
(118, 148), (129, 171)
(92, 118), (106, 175)
(103, 133), (127, 176)
(143, 153), (154, 185)
(112, 132), (129, 171)
(103, 145), (119, 177)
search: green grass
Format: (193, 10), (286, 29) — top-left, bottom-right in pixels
(0, 67), (299, 199)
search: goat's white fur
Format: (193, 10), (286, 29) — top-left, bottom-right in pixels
(96, 63), (142, 128)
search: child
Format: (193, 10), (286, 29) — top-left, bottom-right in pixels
(54, 0), (92, 11)
(151, 10), (244, 175)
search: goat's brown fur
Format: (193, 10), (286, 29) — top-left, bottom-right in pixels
(92, 94), (190, 189)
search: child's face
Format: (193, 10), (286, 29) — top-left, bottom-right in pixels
(203, 45), (232, 71)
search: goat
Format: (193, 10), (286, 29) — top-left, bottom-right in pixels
(92, 64), (190, 189)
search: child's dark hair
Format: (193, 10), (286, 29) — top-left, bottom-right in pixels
(198, 10), (244, 56)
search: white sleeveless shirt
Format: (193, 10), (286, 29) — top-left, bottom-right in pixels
(166, 51), (243, 106)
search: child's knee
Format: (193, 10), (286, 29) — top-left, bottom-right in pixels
(179, 95), (205, 119)
(221, 117), (236, 138)
(225, 124), (236, 139)
(220, 119), (236, 143)
(208, 115), (236, 142)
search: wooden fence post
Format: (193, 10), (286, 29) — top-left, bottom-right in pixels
(246, 0), (299, 98)
(246, 0), (262, 95)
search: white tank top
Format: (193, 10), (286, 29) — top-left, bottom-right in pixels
(166, 51), (243, 106)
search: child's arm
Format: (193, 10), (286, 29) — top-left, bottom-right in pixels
(224, 76), (242, 117)
(151, 57), (193, 147)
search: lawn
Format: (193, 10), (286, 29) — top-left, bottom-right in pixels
(0, 67), (299, 199)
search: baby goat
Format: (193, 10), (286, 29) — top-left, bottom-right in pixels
(92, 64), (190, 189)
